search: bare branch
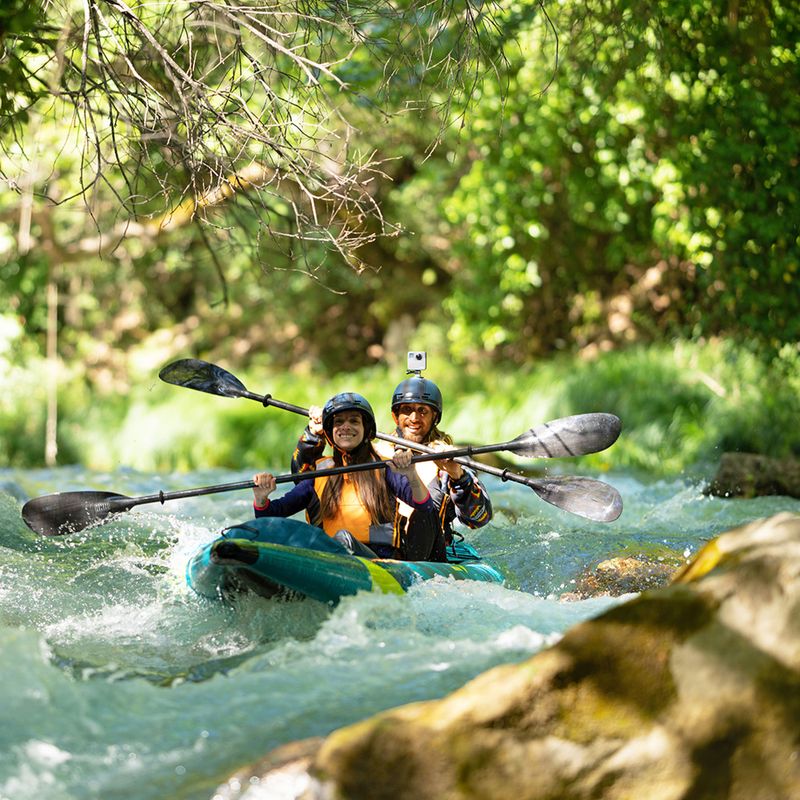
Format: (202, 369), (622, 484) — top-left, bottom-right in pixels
(4, 0), (510, 269)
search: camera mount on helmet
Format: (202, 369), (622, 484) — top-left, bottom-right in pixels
(392, 352), (442, 424)
(406, 351), (427, 374)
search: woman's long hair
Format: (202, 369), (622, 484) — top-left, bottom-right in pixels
(319, 435), (393, 525)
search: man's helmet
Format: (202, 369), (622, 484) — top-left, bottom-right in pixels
(322, 392), (377, 442)
(391, 376), (443, 424)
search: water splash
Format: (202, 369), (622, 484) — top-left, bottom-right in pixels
(1, 466), (799, 799)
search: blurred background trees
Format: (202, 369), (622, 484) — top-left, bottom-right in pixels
(2, 0), (799, 468)
(438, 0), (799, 362)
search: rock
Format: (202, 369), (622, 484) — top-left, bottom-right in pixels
(561, 554), (682, 600)
(705, 452), (800, 498)
(227, 512), (800, 800)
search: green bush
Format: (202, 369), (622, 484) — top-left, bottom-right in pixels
(3, 338), (800, 477)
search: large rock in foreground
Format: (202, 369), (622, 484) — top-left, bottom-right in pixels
(219, 513), (800, 800)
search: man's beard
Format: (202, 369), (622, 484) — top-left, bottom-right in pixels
(398, 424), (431, 444)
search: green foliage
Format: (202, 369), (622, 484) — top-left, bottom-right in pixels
(4, 338), (800, 478)
(435, 0), (800, 361)
(1, 0), (508, 282)
(0, 313), (82, 467)
(0, 0), (47, 128)
(2, 0), (799, 486)
(4, 0), (798, 380)
(563, 341), (800, 472)
(0, 363), (50, 467)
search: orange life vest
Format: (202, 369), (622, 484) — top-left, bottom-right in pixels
(313, 457), (396, 547)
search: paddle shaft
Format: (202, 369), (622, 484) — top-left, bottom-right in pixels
(103, 445), (522, 513)
(244, 385), (622, 520)
(242, 388), (547, 491)
(375, 429), (543, 488)
(156, 359), (623, 522)
(242, 390), (622, 522)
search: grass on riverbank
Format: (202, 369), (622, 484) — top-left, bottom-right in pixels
(3, 339), (799, 477)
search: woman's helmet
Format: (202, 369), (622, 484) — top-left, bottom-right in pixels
(322, 392), (377, 443)
(391, 376), (443, 424)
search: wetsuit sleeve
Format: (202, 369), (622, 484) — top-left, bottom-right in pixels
(254, 478), (315, 518)
(385, 470), (434, 512)
(447, 469), (493, 528)
(290, 427), (326, 474)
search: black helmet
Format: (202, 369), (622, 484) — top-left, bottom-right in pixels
(391, 376), (443, 424)
(322, 392), (377, 443)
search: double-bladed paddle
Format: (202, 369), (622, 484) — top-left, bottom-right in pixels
(23, 424), (617, 536)
(158, 359), (623, 522)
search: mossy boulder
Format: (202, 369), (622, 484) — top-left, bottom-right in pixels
(561, 552), (683, 600)
(216, 512), (800, 800)
(706, 452), (800, 498)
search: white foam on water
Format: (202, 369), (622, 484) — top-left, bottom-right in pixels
(3, 467), (799, 800)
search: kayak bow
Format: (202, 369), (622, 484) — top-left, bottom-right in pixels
(187, 517), (504, 604)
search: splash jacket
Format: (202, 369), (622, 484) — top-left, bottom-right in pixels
(254, 455), (433, 557)
(291, 428), (493, 562)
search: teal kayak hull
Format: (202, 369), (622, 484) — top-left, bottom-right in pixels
(186, 517), (504, 604)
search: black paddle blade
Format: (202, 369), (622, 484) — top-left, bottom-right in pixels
(529, 476), (623, 522)
(158, 359), (246, 399)
(22, 491), (131, 536)
(510, 413), (622, 458)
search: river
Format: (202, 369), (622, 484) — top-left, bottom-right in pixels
(1, 464), (798, 800)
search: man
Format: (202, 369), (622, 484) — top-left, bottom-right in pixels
(291, 374), (493, 561)
(377, 374), (493, 560)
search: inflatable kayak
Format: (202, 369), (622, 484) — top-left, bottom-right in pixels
(186, 517), (504, 604)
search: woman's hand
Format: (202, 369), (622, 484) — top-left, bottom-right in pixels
(252, 472), (277, 507)
(388, 447), (414, 476)
(308, 405), (324, 436)
(388, 448), (428, 503)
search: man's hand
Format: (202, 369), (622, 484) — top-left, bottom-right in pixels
(432, 443), (464, 480)
(388, 448), (430, 503)
(387, 447), (414, 476)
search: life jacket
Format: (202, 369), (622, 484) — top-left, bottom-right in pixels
(373, 439), (448, 561)
(313, 457), (397, 548)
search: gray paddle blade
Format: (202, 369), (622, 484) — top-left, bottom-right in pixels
(158, 359), (246, 398)
(530, 476), (623, 522)
(21, 491), (130, 536)
(511, 413), (622, 458)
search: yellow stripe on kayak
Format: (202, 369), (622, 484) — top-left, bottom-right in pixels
(671, 539), (722, 585)
(359, 558), (404, 594)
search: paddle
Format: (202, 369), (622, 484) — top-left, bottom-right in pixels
(159, 358), (623, 521)
(22, 424), (617, 536)
(160, 359), (621, 456)
(368, 429), (622, 521)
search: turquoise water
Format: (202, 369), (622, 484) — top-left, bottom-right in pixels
(1, 465), (798, 800)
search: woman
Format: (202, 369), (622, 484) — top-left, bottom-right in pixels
(252, 392), (433, 559)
